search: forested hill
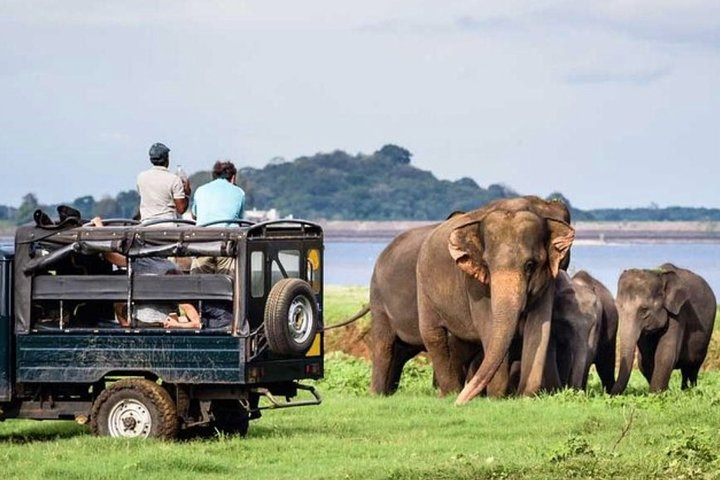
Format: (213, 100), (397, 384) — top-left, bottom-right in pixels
(3, 144), (720, 224)
(189, 145), (517, 220)
(189, 144), (720, 222)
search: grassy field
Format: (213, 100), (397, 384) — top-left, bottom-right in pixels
(2, 286), (720, 479)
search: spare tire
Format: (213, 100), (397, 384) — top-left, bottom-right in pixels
(264, 278), (319, 355)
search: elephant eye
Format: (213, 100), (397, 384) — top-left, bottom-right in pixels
(524, 260), (537, 275)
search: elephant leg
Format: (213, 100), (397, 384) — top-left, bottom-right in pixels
(517, 289), (554, 395)
(418, 294), (465, 395)
(425, 329), (463, 395)
(594, 338), (616, 393)
(637, 337), (656, 385)
(543, 339), (562, 392)
(386, 340), (423, 394)
(420, 316), (462, 395)
(555, 341), (571, 388)
(508, 360), (521, 393)
(448, 336), (482, 388)
(486, 354), (511, 397)
(567, 343), (590, 390)
(369, 308), (400, 395)
(649, 326), (681, 393)
(681, 364), (700, 389)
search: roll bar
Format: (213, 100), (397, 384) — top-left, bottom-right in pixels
(198, 219), (256, 227)
(140, 218), (197, 227)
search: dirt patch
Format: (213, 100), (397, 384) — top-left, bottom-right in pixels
(325, 323), (371, 359)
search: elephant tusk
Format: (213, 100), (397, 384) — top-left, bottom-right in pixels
(455, 379), (487, 405)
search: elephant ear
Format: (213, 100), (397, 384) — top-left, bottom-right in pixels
(448, 219), (488, 284)
(546, 219), (575, 278)
(662, 271), (690, 315)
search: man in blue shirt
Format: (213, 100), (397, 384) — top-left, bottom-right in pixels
(191, 161), (245, 275)
(191, 160), (245, 226)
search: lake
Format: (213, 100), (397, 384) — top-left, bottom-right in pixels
(4, 236), (720, 296)
(325, 241), (720, 296)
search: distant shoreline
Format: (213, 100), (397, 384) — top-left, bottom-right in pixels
(3, 221), (720, 244)
(318, 220), (720, 244)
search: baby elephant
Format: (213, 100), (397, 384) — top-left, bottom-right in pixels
(611, 263), (717, 394)
(549, 270), (618, 392)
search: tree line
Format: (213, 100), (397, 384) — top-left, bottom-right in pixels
(2, 144), (720, 224)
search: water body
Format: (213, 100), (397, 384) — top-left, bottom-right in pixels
(325, 241), (720, 296)
(4, 236), (719, 296)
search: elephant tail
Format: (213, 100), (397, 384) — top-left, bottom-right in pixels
(323, 305), (370, 330)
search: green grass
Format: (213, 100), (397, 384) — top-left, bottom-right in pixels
(2, 362), (720, 479)
(324, 284), (370, 326)
(2, 287), (720, 479)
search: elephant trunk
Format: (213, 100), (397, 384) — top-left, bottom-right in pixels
(456, 271), (524, 405)
(567, 328), (590, 390)
(611, 319), (641, 395)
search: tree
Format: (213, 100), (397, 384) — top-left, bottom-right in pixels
(375, 144), (412, 165)
(92, 197), (120, 218)
(115, 190), (139, 219)
(546, 192), (572, 208)
(0, 205), (15, 220)
(72, 196), (96, 219)
(15, 193), (39, 225)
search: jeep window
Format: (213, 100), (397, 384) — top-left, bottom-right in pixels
(271, 250), (300, 285)
(307, 248), (321, 293)
(250, 251), (264, 298)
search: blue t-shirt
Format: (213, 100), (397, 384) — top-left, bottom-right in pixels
(191, 178), (245, 226)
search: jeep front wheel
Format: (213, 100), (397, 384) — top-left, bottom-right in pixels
(264, 278), (319, 355)
(91, 379), (178, 439)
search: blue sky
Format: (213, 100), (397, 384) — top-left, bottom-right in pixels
(1, 0), (718, 210)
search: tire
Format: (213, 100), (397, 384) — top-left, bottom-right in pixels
(211, 399), (250, 436)
(264, 278), (319, 356)
(91, 379), (178, 439)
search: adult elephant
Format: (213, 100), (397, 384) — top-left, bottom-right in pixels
(369, 217), (479, 395)
(417, 197), (575, 404)
(611, 263), (716, 394)
(369, 223), (436, 395)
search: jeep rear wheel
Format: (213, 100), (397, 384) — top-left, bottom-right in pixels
(91, 379), (178, 439)
(264, 278), (318, 355)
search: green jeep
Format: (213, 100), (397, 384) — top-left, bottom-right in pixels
(0, 218), (324, 438)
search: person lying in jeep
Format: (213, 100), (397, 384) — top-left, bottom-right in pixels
(92, 216), (230, 330)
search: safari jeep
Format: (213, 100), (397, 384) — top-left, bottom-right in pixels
(0, 218), (324, 438)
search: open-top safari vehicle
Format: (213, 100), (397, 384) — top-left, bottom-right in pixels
(0, 217), (324, 438)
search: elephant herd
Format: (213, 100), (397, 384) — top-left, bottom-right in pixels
(367, 196), (717, 404)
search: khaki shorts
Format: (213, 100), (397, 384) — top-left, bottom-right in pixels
(191, 256), (235, 275)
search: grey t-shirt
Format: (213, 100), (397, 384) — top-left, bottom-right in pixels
(135, 303), (175, 325)
(137, 166), (185, 221)
(133, 257), (180, 325)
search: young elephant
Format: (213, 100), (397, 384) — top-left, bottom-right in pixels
(549, 270), (617, 392)
(611, 263), (716, 394)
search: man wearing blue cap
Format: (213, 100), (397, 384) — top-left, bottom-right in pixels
(136, 142), (191, 221)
